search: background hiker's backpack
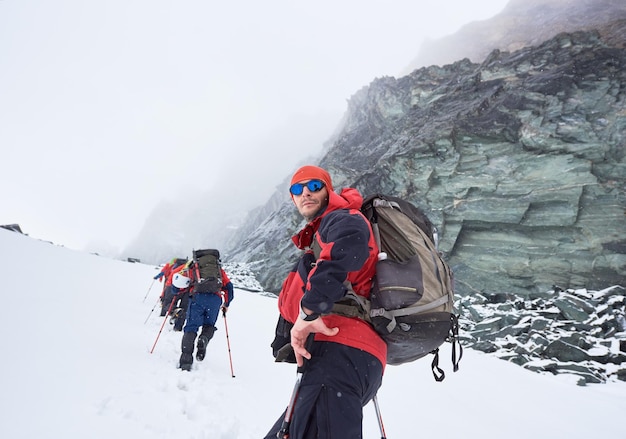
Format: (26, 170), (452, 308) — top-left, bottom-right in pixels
(192, 249), (223, 294)
(361, 194), (462, 380)
(174, 258), (188, 267)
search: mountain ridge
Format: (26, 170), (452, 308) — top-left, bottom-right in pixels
(402, 0), (626, 73)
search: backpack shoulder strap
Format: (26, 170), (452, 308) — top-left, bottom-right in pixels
(309, 233), (372, 322)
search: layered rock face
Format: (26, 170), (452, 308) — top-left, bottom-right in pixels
(226, 27), (626, 297)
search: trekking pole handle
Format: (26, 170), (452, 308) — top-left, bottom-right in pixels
(277, 372), (302, 439)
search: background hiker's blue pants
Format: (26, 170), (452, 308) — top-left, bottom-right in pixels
(183, 292), (222, 333)
(264, 341), (383, 439)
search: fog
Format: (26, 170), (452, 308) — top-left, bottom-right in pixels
(1, 0), (509, 253)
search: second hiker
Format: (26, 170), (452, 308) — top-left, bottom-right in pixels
(179, 249), (234, 371)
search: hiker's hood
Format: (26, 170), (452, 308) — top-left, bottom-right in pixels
(329, 187), (363, 211)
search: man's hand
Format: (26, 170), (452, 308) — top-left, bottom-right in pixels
(290, 316), (339, 367)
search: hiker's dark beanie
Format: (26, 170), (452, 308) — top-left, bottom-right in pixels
(290, 165), (334, 192)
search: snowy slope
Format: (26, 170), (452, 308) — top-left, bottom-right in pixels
(0, 228), (624, 439)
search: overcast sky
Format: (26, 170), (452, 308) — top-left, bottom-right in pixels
(1, 0), (509, 252)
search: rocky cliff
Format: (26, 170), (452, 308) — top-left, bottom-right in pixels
(226, 26), (626, 297)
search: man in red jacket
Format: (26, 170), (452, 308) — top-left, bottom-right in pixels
(265, 165), (386, 438)
(154, 258), (187, 317)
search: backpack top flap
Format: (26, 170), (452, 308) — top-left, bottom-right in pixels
(194, 248), (220, 260)
(192, 249), (223, 293)
(362, 194), (435, 242)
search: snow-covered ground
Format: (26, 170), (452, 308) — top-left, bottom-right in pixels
(0, 228), (624, 438)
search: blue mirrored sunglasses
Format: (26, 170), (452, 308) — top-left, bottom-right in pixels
(289, 179), (325, 196)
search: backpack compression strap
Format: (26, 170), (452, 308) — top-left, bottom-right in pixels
(370, 295), (451, 333)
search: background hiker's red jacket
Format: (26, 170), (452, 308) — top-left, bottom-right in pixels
(155, 262), (173, 282)
(278, 187), (387, 368)
(156, 260), (187, 293)
(164, 263), (181, 287)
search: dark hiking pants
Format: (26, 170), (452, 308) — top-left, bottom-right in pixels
(160, 285), (175, 316)
(264, 341), (383, 439)
(172, 291), (190, 330)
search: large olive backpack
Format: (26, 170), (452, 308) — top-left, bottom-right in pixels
(191, 249), (223, 294)
(361, 194), (462, 380)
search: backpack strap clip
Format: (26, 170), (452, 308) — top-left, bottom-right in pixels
(330, 282), (372, 322)
(449, 314), (463, 372)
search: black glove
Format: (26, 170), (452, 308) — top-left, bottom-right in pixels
(271, 315), (296, 363)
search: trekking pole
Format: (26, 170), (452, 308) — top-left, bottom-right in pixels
(222, 307), (235, 378)
(149, 297), (177, 353)
(143, 296), (162, 324)
(277, 371), (303, 439)
(142, 278), (156, 302)
(373, 394), (387, 439)
(277, 334), (314, 438)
